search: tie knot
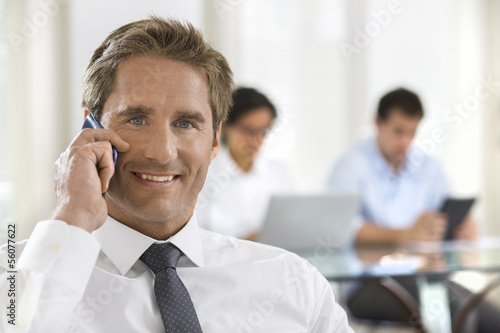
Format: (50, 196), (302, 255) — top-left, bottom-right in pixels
(140, 243), (182, 274)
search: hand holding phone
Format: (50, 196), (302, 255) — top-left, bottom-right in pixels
(82, 113), (118, 165)
(51, 113), (129, 233)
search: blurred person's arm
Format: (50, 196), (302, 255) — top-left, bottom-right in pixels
(356, 212), (447, 244)
(454, 215), (479, 240)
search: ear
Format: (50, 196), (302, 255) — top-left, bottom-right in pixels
(84, 109), (91, 119)
(210, 123), (222, 162)
(375, 116), (382, 130)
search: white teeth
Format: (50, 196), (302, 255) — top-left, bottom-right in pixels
(137, 173), (175, 182)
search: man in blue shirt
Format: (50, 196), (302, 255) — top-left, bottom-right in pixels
(328, 88), (476, 243)
(327, 88), (480, 328)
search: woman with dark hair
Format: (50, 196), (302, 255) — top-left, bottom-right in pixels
(196, 87), (293, 240)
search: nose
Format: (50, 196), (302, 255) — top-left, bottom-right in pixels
(143, 125), (178, 164)
(248, 134), (265, 148)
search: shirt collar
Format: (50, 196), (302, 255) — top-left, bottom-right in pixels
(92, 214), (205, 276)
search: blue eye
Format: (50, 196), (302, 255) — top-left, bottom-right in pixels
(130, 117), (145, 125)
(177, 120), (193, 129)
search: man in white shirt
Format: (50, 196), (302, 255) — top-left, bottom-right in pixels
(0, 17), (352, 332)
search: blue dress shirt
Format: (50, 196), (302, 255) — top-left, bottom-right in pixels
(327, 139), (449, 229)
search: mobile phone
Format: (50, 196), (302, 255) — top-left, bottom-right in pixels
(440, 197), (475, 240)
(82, 113), (118, 165)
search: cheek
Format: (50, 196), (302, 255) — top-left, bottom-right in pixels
(180, 138), (212, 172)
(379, 131), (391, 146)
(389, 132), (402, 145)
(115, 132), (144, 161)
(227, 133), (247, 150)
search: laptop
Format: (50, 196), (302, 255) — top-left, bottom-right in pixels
(257, 193), (361, 251)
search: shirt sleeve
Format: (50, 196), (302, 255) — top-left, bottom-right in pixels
(427, 157), (450, 211)
(326, 151), (365, 243)
(0, 220), (100, 333)
(326, 152), (363, 193)
(308, 266), (354, 333)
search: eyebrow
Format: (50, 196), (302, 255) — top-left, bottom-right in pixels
(115, 106), (207, 124)
(175, 110), (207, 124)
(115, 106), (155, 118)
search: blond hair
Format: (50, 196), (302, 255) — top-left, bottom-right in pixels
(82, 16), (234, 132)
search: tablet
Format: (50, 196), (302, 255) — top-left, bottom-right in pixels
(440, 198), (475, 240)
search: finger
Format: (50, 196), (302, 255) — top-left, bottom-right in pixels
(75, 141), (116, 193)
(433, 212), (448, 224)
(435, 222), (448, 233)
(93, 142), (116, 193)
(79, 128), (130, 152)
(423, 214), (447, 234)
(98, 160), (114, 194)
(455, 220), (478, 240)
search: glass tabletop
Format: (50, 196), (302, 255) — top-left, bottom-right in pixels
(294, 237), (500, 281)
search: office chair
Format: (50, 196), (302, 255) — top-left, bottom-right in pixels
(452, 274), (500, 333)
(347, 277), (428, 333)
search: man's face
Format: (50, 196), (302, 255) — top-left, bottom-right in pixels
(376, 108), (421, 167)
(98, 56), (219, 226)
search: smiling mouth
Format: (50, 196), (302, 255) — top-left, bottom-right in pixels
(133, 172), (179, 183)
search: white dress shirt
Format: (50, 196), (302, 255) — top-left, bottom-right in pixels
(0, 215), (353, 332)
(196, 147), (293, 238)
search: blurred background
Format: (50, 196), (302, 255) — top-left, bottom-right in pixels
(1, 0), (499, 242)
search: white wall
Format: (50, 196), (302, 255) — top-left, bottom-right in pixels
(482, 0), (500, 235)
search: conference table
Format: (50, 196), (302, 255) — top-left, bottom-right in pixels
(296, 237), (500, 333)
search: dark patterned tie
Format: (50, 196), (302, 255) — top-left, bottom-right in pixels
(140, 243), (203, 332)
